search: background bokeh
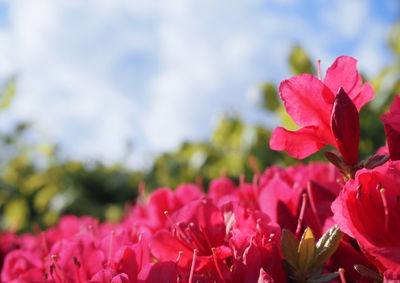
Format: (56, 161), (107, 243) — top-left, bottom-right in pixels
(0, 0), (399, 232)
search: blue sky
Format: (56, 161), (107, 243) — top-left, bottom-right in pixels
(0, 0), (398, 168)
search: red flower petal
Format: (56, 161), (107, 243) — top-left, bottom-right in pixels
(270, 126), (329, 159)
(324, 56), (362, 99)
(279, 74), (334, 129)
(381, 95), (400, 160)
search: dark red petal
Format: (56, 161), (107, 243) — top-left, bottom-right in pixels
(331, 88), (360, 165)
(381, 95), (400, 160)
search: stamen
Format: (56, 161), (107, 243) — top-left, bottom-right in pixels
(252, 174), (259, 188)
(307, 182), (322, 235)
(356, 184), (362, 200)
(220, 169), (227, 178)
(131, 223), (138, 239)
(164, 210), (180, 232)
(176, 251), (183, 263)
(88, 225), (95, 241)
(164, 210), (172, 224)
(49, 264), (56, 282)
(256, 218), (262, 235)
(177, 274), (182, 283)
(329, 163), (336, 181)
(339, 268), (346, 283)
(239, 174), (245, 187)
(211, 248), (226, 283)
(32, 223), (41, 234)
(376, 182), (382, 192)
(380, 188), (390, 233)
(249, 155), (260, 177)
(51, 255), (65, 283)
(40, 232), (49, 256)
(317, 59), (322, 80)
(188, 249), (199, 283)
(107, 231), (116, 267)
(295, 193), (308, 237)
(164, 211), (191, 244)
(196, 176), (203, 190)
(269, 233), (275, 243)
(73, 256), (83, 283)
(199, 225), (212, 249)
(261, 234), (266, 246)
(188, 223), (205, 251)
(138, 182), (146, 204)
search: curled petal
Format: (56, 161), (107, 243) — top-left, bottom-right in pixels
(352, 82), (374, 111)
(270, 126), (330, 159)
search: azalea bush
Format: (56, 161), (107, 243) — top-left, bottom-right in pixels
(1, 55), (400, 283)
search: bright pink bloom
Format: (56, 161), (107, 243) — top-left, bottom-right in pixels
(270, 56), (373, 160)
(0, 231), (20, 269)
(384, 268), (400, 282)
(137, 261), (182, 283)
(1, 250), (43, 283)
(88, 269), (130, 283)
(45, 215), (101, 248)
(151, 199), (228, 269)
(381, 95), (400, 160)
(208, 177), (236, 204)
(127, 184), (203, 232)
(332, 161), (400, 272)
(228, 206), (285, 283)
(258, 163), (341, 237)
(47, 236), (106, 282)
(111, 240), (150, 282)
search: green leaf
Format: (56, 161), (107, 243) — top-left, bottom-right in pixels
(0, 76), (16, 109)
(298, 227), (316, 273)
(388, 22), (400, 56)
(289, 46), (315, 75)
(260, 83), (280, 111)
(281, 229), (299, 269)
(309, 225), (344, 270)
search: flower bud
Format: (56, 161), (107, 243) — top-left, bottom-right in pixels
(331, 88), (360, 166)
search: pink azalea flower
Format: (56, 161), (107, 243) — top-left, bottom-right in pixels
(332, 160), (400, 273)
(258, 163), (341, 237)
(270, 56), (374, 164)
(151, 199), (229, 270)
(381, 95), (400, 160)
(47, 235), (106, 282)
(126, 184), (203, 232)
(208, 177), (236, 204)
(88, 269), (130, 283)
(1, 250), (43, 283)
(227, 205), (285, 283)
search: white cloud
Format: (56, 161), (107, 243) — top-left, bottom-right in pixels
(356, 23), (390, 77)
(321, 0), (369, 38)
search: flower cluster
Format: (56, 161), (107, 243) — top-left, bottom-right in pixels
(1, 56), (400, 283)
(0, 163), (362, 283)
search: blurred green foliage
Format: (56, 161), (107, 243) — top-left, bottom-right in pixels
(1, 22), (400, 232)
